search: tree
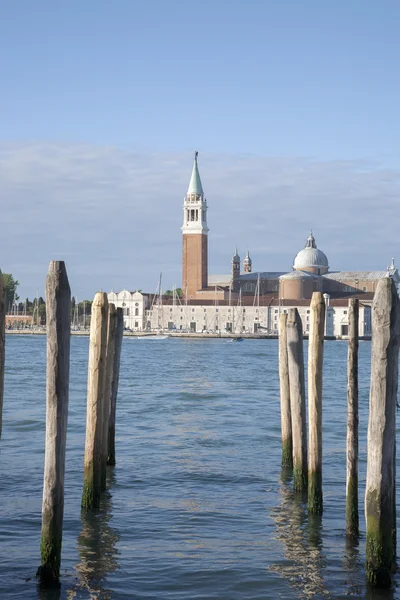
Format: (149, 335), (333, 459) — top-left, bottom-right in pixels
(2, 273), (19, 312)
(165, 289), (183, 298)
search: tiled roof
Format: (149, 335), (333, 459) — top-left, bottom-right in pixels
(324, 271), (390, 280)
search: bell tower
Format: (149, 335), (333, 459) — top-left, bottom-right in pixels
(182, 152), (209, 299)
(243, 250), (252, 273)
(232, 247), (241, 292)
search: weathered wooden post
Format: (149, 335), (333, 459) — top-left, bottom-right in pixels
(101, 303), (116, 490)
(346, 298), (359, 537)
(365, 278), (400, 587)
(37, 261), (71, 584)
(108, 307), (124, 466)
(82, 292), (108, 510)
(308, 292), (325, 514)
(287, 308), (307, 492)
(0, 273), (5, 439)
(279, 313), (292, 468)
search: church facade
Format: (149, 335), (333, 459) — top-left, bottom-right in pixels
(109, 153), (399, 337)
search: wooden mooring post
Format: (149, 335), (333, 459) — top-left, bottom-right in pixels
(279, 313), (292, 469)
(287, 308), (307, 492)
(346, 298), (359, 537)
(0, 273), (5, 439)
(38, 261), (71, 584)
(308, 292), (325, 514)
(101, 303), (116, 490)
(108, 307), (124, 466)
(82, 292), (109, 510)
(365, 278), (400, 587)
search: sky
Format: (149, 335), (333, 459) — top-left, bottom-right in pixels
(1, 1), (400, 300)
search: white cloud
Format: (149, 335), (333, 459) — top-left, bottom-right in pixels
(0, 142), (399, 299)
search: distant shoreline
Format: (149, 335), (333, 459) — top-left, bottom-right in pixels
(5, 330), (371, 341)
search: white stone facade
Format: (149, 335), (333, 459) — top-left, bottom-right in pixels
(108, 290), (147, 331)
(143, 302), (372, 338)
(108, 291), (371, 338)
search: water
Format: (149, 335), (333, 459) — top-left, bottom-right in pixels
(0, 335), (398, 599)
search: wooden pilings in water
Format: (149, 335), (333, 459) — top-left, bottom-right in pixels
(82, 292), (109, 510)
(108, 307), (124, 466)
(365, 278), (400, 588)
(101, 303), (116, 490)
(346, 298), (359, 538)
(0, 273), (5, 439)
(38, 261), (71, 584)
(307, 292), (325, 514)
(278, 313), (292, 469)
(287, 308), (307, 492)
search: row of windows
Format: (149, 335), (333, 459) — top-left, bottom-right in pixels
(123, 308), (140, 316)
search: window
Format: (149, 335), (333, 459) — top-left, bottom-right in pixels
(180, 316), (183, 320)
(307, 310), (310, 314)
(192, 308), (195, 312)
(135, 308), (139, 316)
(344, 310), (347, 315)
(204, 309), (206, 312)
(363, 286), (367, 292)
(216, 309), (219, 312)
(135, 302), (139, 307)
(275, 309), (278, 313)
(135, 321), (138, 328)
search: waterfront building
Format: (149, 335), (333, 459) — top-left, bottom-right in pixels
(108, 153), (398, 338)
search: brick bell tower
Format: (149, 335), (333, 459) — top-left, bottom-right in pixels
(182, 152), (209, 299)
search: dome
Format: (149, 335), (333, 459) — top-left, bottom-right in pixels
(293, 233), (329, 273)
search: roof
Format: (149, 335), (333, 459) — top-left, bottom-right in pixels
(208, 274), (231, 286)
(187, 152), (204, 195)
(280, 270), (320, 280)
(324, 271), (393, 281)
(239, 272), (286, 280)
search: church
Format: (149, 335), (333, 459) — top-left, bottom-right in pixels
(108, 153), (399, 337)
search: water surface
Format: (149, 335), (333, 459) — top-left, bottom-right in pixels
(0, 335), (398, 599)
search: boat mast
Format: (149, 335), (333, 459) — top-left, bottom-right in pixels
(185, 285), (188, 331)
(229, 284), (232, 332)
(73, 296), (79, 329)
(158, 273), (163, 331)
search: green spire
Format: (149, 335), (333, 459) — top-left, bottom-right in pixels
(187, 151), (204, 195)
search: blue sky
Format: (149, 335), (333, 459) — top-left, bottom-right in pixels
(1, 1), (400, 299)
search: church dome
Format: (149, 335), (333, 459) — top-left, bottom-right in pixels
(293, 233), (329, 273)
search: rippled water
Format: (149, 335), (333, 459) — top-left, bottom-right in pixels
(0, 335), (398, 599)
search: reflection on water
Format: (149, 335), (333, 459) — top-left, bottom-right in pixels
(74, 471), (120, 599)
(36, 583), (61, 600)
(342, 536), (363, 598)
(269, 481), (331, 598)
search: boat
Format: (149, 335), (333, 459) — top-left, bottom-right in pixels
(136, 334), (169, 340)
(230, 337), (244, 342)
